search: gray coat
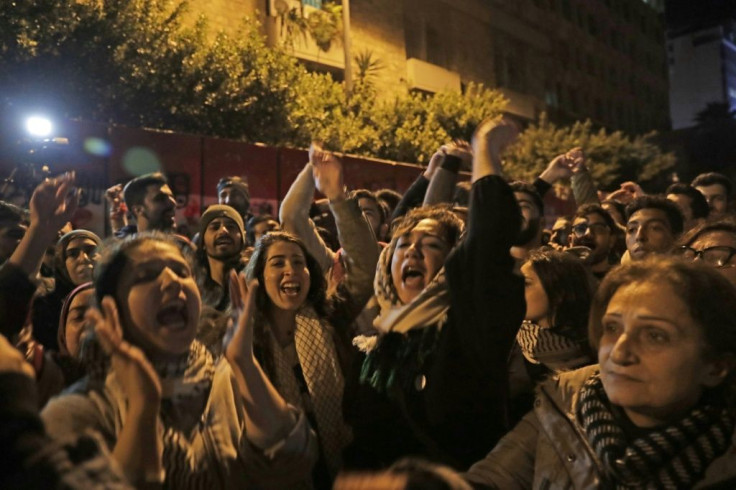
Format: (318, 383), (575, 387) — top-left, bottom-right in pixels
(464, 365), (736, 489)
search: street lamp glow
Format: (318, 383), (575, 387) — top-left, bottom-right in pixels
(25, 116), (53, 137)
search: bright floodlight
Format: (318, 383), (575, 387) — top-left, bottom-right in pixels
(25, 116), (53, 137)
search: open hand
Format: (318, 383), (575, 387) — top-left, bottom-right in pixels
(29, 172), (79, 233)
(88, 297), (161, 414)
(225, 271), (260, 364)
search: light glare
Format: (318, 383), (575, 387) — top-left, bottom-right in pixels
(26, 116), (53, 137)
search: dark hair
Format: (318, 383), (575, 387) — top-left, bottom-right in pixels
(0, 200), (28, 225)
(244, 232), (328, 317)
(625, 195), (684, 236)
(527, 248), (595, 337)
(122, 172), (168, 210)
(575, 203), (616, 232)
(680, 216), (736, 248)
(510, 181), (544, 215)
(216, 176), (250, 196)
(390, 205), (464, 250)
(245, 214), (278, 246)
(453, 181), (472, 207)
(589, 257), (736, 406)
(375, 189), (402, 214)
(351, 189), (387, 225)
(692, 172), (733, 198)
(666, 183), (710, 219)
(94, 232), (195, 308)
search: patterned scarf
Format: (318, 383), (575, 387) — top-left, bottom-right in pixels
(371, 243), (450, 335)
(515, 320), (591, 371)
(265, 306), (351, 479)
(576, 372), (735, 489)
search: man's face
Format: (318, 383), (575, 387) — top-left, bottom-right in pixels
(0, 221), (27, 262)
(514, 192), (542, 246)
(203, 217), (242, 260)
(571, 213), (613, 264)
(695, 184), (728, 216)
(140, 184), (176, 231)
(625, 208), (675, 260)
(218, 186), (249, 218)
(253, 219), (280, 244)
(358, 197), (383, 240)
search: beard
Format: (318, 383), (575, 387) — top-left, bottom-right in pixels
(145, 209), (175, 231)
(514, 217), (541, 246)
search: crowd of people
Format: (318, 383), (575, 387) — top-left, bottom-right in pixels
(2, 118), (736, 489)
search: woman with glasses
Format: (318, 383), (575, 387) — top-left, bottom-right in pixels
(676, 217), (736, 286)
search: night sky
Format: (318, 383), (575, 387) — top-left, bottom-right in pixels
(665, 0), (736, 33)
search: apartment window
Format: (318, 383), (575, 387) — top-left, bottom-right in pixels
(426, 25), (447, 67)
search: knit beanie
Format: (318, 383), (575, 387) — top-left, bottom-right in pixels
(199, 205), (245, 246)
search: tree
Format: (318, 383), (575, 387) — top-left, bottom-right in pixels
(504, 114), (676, 190)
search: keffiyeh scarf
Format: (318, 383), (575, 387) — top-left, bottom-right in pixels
(515, 320), (591, 371)
(371, 243), (450, 335)
(576, 372), (734, 489)
(265, 306), (350, 479)
(357, 243), (451, 393)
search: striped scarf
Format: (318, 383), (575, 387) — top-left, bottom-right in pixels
(576, 372), (734, 489)
(515, 320), (591, 371)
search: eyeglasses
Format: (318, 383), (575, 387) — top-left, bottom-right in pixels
(572, 222), (609, 237)
(676, 245), (736, 268)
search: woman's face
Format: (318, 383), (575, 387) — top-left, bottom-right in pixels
(391, 218), (450, 304)
(65, 237), (99, 285)
(521, 262), (550, 327)
(262, 240), (310, 312)
(116, 241), (200, 356)
(598, 281), (727, 428)
(65, 288), (94, 358)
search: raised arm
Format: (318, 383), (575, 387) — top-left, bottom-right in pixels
(279, 144), (335, 273)
(8, 172), (79, 277)
(471, 118), (518, 182)
(225, 273), (313, 451)
(88, 297), (163, 489)
(313, 152), (380, 324)
(424, 142), (473, 206)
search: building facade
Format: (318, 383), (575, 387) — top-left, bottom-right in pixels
(666, 0), (736, 130)
(194, 0), (669, 133)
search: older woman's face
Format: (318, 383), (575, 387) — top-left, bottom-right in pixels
(117, 241), (201, 357)
(391, 218), (450, 304)
(598, 281), (727, 428)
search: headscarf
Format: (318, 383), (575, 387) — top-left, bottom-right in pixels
(54, 229), (102, 289)
(370, 236), (450, 335)
(57, 282), (94, 357)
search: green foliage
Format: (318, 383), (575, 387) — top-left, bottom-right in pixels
(504, 114), (676, 189)
(0, 2), (673, 177)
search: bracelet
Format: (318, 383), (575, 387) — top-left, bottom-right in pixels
(441, 155), (462, 173)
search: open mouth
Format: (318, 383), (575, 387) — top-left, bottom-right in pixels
(280, 281), (301, 296)
(402, 266), (425, 288)
(156, 302), (188, 330)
